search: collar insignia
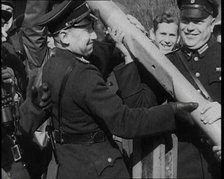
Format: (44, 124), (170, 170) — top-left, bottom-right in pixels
(76, 56), (90, 64)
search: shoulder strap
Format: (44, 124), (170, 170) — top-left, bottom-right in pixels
(58, 61), (77, 135)
(47, 61), (76, 164)
(177, 50), (212, 101)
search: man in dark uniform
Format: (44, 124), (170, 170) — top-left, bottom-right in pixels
(38, 0), (198, 178)
(167, 0), (221, 178)
(106, 0), (221, 178)
(168, 0), (221, 178)
(1, 0), (28, 98)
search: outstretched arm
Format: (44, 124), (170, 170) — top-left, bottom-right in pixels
(21, 0), (50, 69)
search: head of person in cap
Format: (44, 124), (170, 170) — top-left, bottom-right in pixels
(37, 0), (98, 57)
(2, 9), (12, 42)
(1, 0), (15, 33)
(177, 0), (219, 49)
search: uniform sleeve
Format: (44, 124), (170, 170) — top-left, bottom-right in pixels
(71, 65), (176, 139)
(19, 97), (48, 135)
(20, 0), (50, 69)
(114, 62), (157, 108)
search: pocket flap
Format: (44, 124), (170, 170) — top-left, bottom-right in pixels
(208, 69), (221, 84)
(94, 149), (122, 176)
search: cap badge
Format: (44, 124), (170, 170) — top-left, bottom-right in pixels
(190, 0), (195, 3)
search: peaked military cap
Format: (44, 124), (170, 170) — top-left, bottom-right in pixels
(1, 0), (15, 9)
(177, 0), (219, 19)
(37, 0), (97, 34)
(2, 9), (12, 23)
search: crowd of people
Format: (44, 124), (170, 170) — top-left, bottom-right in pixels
(1, 0), (221, 179)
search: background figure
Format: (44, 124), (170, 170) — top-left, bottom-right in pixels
(1, 0), (53, 179)
(213, 5), (221, 43)
(149, 11), (180, 54)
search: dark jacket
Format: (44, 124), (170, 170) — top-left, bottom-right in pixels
(112, 36), (221, 178)
(42, 48), (177, 178)
(166, 36), (221, 179)
(167, 36), (221, 103)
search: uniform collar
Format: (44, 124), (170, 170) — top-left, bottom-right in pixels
(182, 35), (216, 59)
(55, 48), (90, 64)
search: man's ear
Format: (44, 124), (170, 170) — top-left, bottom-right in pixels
(58, 30), (69, 45)
(149, 28), (156, 41)
(177, 35), (181, 44)
(210, 18), (216, 33)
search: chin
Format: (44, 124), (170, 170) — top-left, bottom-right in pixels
(85, 49), (93, 57)
(184, 39), (198, 48)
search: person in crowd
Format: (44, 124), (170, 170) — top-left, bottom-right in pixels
(35, 0), (200, 178)
(1, 0), (28, 98)
(150, 11), (180, 54)
(213, 20), (221, 43)
(110, 0), (221, 178)
(1, 1), (53, 178)
(1, 5), (52, 179)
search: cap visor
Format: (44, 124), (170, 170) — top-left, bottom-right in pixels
(2, 10), (12, 22)
(181, 8), (210, 19)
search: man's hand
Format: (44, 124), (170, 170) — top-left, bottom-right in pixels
(126, 14), (148, 35)
(31, 83), (52, 112)
(212, 145), (221, 162)
(170, 102), (199, 125)
(108, 27), (133, 64)
(93, 9), (108, 42)
(1, 67), (15, 84)
(200, 102), (221, 124)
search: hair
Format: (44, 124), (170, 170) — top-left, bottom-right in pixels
(153, 11), (179, 32)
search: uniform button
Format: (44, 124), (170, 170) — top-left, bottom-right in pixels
(195, 72), (200, 77)
(197, 89), (201, 93)
(194, 57), (199, 61)
(219, 76), (221, 81)
(108, 81), (113, 86)
(108, 157), (112, 163)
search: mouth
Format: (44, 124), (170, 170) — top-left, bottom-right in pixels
(88, 41), (94, 46)
(160, 43), (172, 49)
(184, 33), (199, 38)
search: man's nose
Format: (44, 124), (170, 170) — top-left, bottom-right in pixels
(186, 22), (195, 31)
(164, 35), (171, 44)
(91, 31), (97, 40)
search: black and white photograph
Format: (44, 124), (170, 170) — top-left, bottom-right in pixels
(1, 0), (221, 178)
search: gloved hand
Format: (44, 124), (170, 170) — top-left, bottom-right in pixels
(31, 83), (52, 112)
(170, 102), (199, 125)
(1, 67), (15, 84)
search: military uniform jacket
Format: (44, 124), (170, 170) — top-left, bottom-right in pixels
(167, 36), (221, 103)
(113, 37), (221, 178)
(42, 48), (177, 179)
(167, 36), (221, 178)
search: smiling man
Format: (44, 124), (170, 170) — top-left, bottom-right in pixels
(167, 0), (221, 178)
(151, 12), (179, 54)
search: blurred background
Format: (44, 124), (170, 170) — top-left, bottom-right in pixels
(13, 0), (179, 32)
(13, 0), (221, 32)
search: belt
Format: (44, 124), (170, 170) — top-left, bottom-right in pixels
(53, 130), (107, 144)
